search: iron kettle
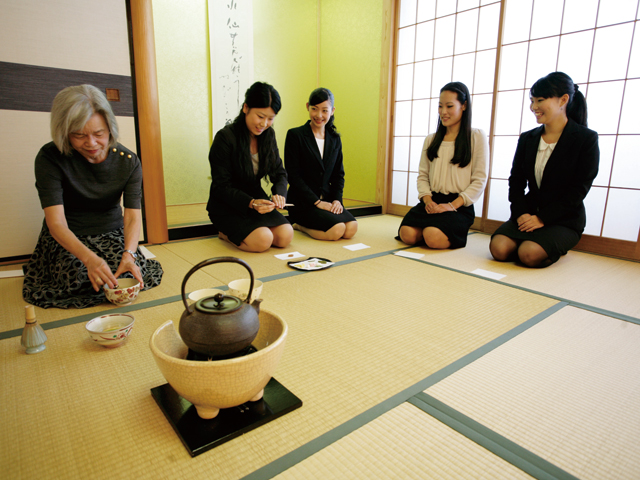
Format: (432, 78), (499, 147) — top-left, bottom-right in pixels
(179, 257), (261, 358)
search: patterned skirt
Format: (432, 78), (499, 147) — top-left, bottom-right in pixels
(22, 225), (163, 309)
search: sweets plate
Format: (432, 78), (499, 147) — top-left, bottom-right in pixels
(287, 257), (334, 271)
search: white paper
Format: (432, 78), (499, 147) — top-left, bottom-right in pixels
(275, 251), (305, 260)
(394, 251), (424, 259)
(471, 268), (506, 280)
(0, 269), (24, 278)
(139, 245), (156, 259)
(344, 243), (370, 251)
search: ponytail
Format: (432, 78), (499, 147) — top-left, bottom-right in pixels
(567, 85), (588, 127)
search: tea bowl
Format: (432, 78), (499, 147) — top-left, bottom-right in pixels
(86, 314), (135, 348)
(150, 308), (287, 419)
(104, 278), (140, 306)
(228, 278), (263, 302)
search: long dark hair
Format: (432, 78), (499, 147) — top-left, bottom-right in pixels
(530, 71), (588, 127)
(308, 87), (339, 136)
(232, 81), (282, 179)
(426, 81), (472, 168)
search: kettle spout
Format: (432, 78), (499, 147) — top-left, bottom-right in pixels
(251, 298), (263, 314)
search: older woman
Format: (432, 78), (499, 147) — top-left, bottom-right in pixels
(22, 84), (163, 308)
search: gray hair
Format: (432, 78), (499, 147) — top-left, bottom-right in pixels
(50, 85), (119, 155)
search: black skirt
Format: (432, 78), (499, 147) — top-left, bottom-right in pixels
(399, 192), (475, 249)
(287, 204), (356, 232)
(209, 207), (290, 246)
(22, 226), (163, 309)
(492, 219), (581, 264)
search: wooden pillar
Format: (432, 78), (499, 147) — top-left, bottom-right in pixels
(376, 0), (394, 212)
(130, 0), (168, 244)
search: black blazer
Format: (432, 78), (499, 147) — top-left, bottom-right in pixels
(206, 123), (288, 216)
(284, 121), (345, 208)
(508, 118), (599, 233)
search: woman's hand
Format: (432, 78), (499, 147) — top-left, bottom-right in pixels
(424, 202), (450, 214)
(86, 253), (119, 291)
(517, 214), (544, 232)
(114, 251), (144, 289)
(252, 199), (276, 213)
(316, 201), (333, 212)
(271, 194), (286, 209)
(330, 200), (343, 214)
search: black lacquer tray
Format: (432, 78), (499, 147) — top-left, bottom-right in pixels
(151, 378), (302, 457)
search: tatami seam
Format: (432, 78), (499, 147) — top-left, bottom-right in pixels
(407, 393), (580, 480)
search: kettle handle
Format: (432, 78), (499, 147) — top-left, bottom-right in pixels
(181, 256), (255, 312)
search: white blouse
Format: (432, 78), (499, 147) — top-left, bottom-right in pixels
(315, 138), (325, 159)
(534, 137), (556, 188)
(416, 128), (489, 206)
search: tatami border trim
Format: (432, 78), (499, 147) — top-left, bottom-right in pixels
(408, 393), (580, 480)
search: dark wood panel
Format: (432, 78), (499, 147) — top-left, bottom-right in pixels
(0, 61), (133, 116)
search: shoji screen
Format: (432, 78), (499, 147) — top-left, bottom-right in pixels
(389, 0), (501, 217)
(487, 0), (640, 256)
(389, 0), (640, 258)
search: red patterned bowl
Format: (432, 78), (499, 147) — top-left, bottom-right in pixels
(86, 314), (135, 348)
(104, 278), (140, 306)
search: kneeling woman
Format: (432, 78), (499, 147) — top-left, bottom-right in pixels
(489, 72), (599, 267)
(22, 85), (163, 309)
(399, 82), (488, 249)
(206, 82), (293, 252)
(285, 88), (357, 240)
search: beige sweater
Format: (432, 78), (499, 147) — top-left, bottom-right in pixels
(417, 128), (489, 207)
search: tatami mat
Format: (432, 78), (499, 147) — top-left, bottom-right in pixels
(4, 214), (637, 479)
(424, 306), (640, 480)
(160, 214), (405, 282)
(271, 402), (533, 479)
(0, 254), (556, 479)
(405, 233), (640, 319)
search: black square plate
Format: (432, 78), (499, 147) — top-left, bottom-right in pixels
(151, 378), (302, 457)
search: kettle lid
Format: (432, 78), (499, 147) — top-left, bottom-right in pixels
(195, 292), (242, 314)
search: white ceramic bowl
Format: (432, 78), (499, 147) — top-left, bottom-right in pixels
(227, 278), (263, 302)
(150, 308), (287, 419)
(86, 314), (135, 348)
(188, 288), (224, 302)
(104, 278), (140, 306)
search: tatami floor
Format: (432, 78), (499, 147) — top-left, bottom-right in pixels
(1, 214), (639, 479)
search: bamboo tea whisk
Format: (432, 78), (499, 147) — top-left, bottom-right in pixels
(21, 305), (47, 354)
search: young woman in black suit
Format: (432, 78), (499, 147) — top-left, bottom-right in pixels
(284, 88), (358, 240)
(489, 72), (600, 267)
(206, 82), (293, 252)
